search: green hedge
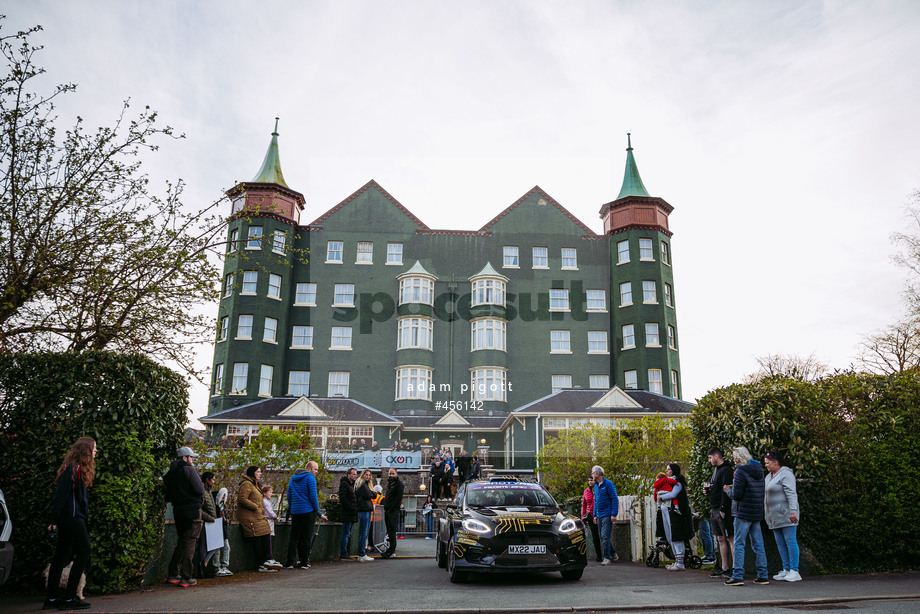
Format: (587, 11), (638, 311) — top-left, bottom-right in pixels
(0, 351), (187, 592)
(689, 371), (920, 572)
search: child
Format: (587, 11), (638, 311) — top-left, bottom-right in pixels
(261, 485), (281, 567)
(213, 488), (233, 576)
(653, 472), (678, 501)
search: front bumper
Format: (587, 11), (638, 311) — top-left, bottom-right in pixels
(452, 529), (587, 574)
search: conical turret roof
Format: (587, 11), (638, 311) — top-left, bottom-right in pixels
(615, 133), (650, 199)
(251, 118), (289, 188)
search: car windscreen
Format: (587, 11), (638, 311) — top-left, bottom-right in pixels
(466, 484), (557, 508)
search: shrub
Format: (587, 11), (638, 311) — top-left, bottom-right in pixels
(0, 351), (187, 592)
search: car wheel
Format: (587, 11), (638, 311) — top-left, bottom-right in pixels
(436, 537), (447, 569)
(447, 543), (466, 583)
(561, 568), (584, 581)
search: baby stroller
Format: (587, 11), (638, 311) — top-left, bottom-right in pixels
(644, 507), (703, 569)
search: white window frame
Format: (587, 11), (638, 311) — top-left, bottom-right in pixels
(291, 325), (314, 349)
(241, 271), (258, 295)
(471, 278), (506, 307)
(272, 230), (286, 254)
(356, 241), (373, 264)
(288, 371), (311, 397)
(661, 241), (671, 265)
(664, 283), (673, 308)
(328, 371), (350, 397)
(231, 363), (248, 395)
(246, 226), (262, 250)
(532, 246), (548, 269)
(330, 326), (353, 350)
(551, 374), (572, 394)
(218, 316), (229, 342)
(227, 228), (238, 254)
(267, 273), (282, 300)
(399, 277), (435, 306)
(395, 366), (433, 401)
(326, 240), (344, 263)
(471, 318), (506, 351)
(397, 317), (434, 350)
(549, 288), (569, 312)
(259, 364), (273, 397)
(587, 331), (608, 354)
(237, 315), (253, 340)
(671, 370), (679, 398)
(550, 330), (571, 354)
(624, 370), (638, 390)
(295, 282), (317, 306)
(503, 246), (519, 268)
(645, 323), (660, 347)
(668, 325), (676, 349)
(387, 243), (403, 265)
(223, 273), (234, 298)
(649, 369), (663, 394)
(561, 247), (577, 270)
(334, 283), (355, 307)
(622, 324), (635, 349)
(589, 374), (609, 390)
(586, 289), (607, 312)
(619, 282), (632, 307)
(642, 280), (657, 304)
(471, 368), (507, 402)
(213, 364), (224, 395)
(617, 240), (630, 264)
(263, 317), (278, 343)
(639, 238), (654, 261)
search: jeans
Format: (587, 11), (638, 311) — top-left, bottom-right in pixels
(169, 516), (203, 581)
(340, 521), (354, 557)
(772, 525), (799, 572)
(732, 518), (768, 580)
(357, 511), (371, 557)
(699, 518), (715, 559)
(287, 511), (317, 567)
(598, 516), (617, 560)
(215, 538), (231, 569)
(426, 512), (434, 537)
(47, 521), (91, 600)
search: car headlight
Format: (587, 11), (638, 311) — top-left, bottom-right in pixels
(462, 518), (492, 534)
(559, 518), (578, 533)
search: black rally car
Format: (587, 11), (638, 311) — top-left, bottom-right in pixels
(435, 476), (587, 582)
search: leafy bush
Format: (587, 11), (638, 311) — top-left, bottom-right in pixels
(690, 371), (920, 572)
(0, 351), (187, 592)
(538, 415), (692, 502)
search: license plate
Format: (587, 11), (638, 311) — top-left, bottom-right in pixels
(508, 544), (546, 555)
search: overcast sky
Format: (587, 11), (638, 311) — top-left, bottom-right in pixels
(8, 1), (920, 427)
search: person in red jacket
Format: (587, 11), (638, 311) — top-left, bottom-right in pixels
(581, 476), (602, 562)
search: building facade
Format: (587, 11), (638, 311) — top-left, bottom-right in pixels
(204, 124), (686, 466)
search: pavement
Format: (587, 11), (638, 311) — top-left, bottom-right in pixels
(2, 537), (919, 613)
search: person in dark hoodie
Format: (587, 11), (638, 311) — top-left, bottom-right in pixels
(285, 461), (326, 569)
(380, 467), (404, 558)
(723, 445), (769, 586)
(164, 446), (205, 587)
(44, 436), (96, 611)
(338, 467), (358, 558)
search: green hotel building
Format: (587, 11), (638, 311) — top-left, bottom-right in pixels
(202, 125), (691, 468)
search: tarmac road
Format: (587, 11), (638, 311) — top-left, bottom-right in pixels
(2, 538), (919, 613)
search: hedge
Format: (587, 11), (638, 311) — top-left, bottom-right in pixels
(0, 351), (187, 592)
(689, 370), (920, 572)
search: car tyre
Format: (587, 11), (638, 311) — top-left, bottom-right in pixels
(561, 568), (584, 581)
(436, 536), (447, 569)
(447, 543), (466, 583)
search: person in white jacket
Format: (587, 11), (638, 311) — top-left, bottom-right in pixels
(763, 450), (802, 582)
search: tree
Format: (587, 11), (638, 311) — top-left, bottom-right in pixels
(893, 189), (920, 317)
(0, 20), (226, 377)
(856, 320), (920, 375)
(744, 352), (828, 383)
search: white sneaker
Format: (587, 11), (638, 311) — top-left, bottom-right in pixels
(773, 570), (788, 580)
(216, 567), (233, 577)
(257, 566), (277, 573)
(601, 558), (611, 566)
(359, 555), (374, 562)
(784, 570), (802, 582)
(425, 536), (432, 540)
(263, 560), (283, 569)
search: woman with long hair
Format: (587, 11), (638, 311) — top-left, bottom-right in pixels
(354, 468), (375, 562)
(657, 462), (693, 570)
(764, 450), (802, 582)
(44, 436), (96, 610)
(236, 465), (278, 572)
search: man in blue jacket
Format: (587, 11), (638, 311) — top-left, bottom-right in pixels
(591, 465), (619, 565)
(723, 446), (769, 586)
(285, 461), (327, 569)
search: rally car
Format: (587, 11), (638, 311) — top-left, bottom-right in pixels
(435, 476), (587, 582)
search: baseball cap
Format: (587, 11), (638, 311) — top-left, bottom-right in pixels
(177, 446), (199, 458)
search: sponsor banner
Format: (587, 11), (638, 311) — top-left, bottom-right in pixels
(323, 450), (421, 470)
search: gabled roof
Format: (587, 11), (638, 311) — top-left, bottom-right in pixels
(200, 397), (401, 425)
(592, 387), (643, 409)
(309, 179), (430, 229)
(479, 186), (598, 236)
(434, 410), (472, 427)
